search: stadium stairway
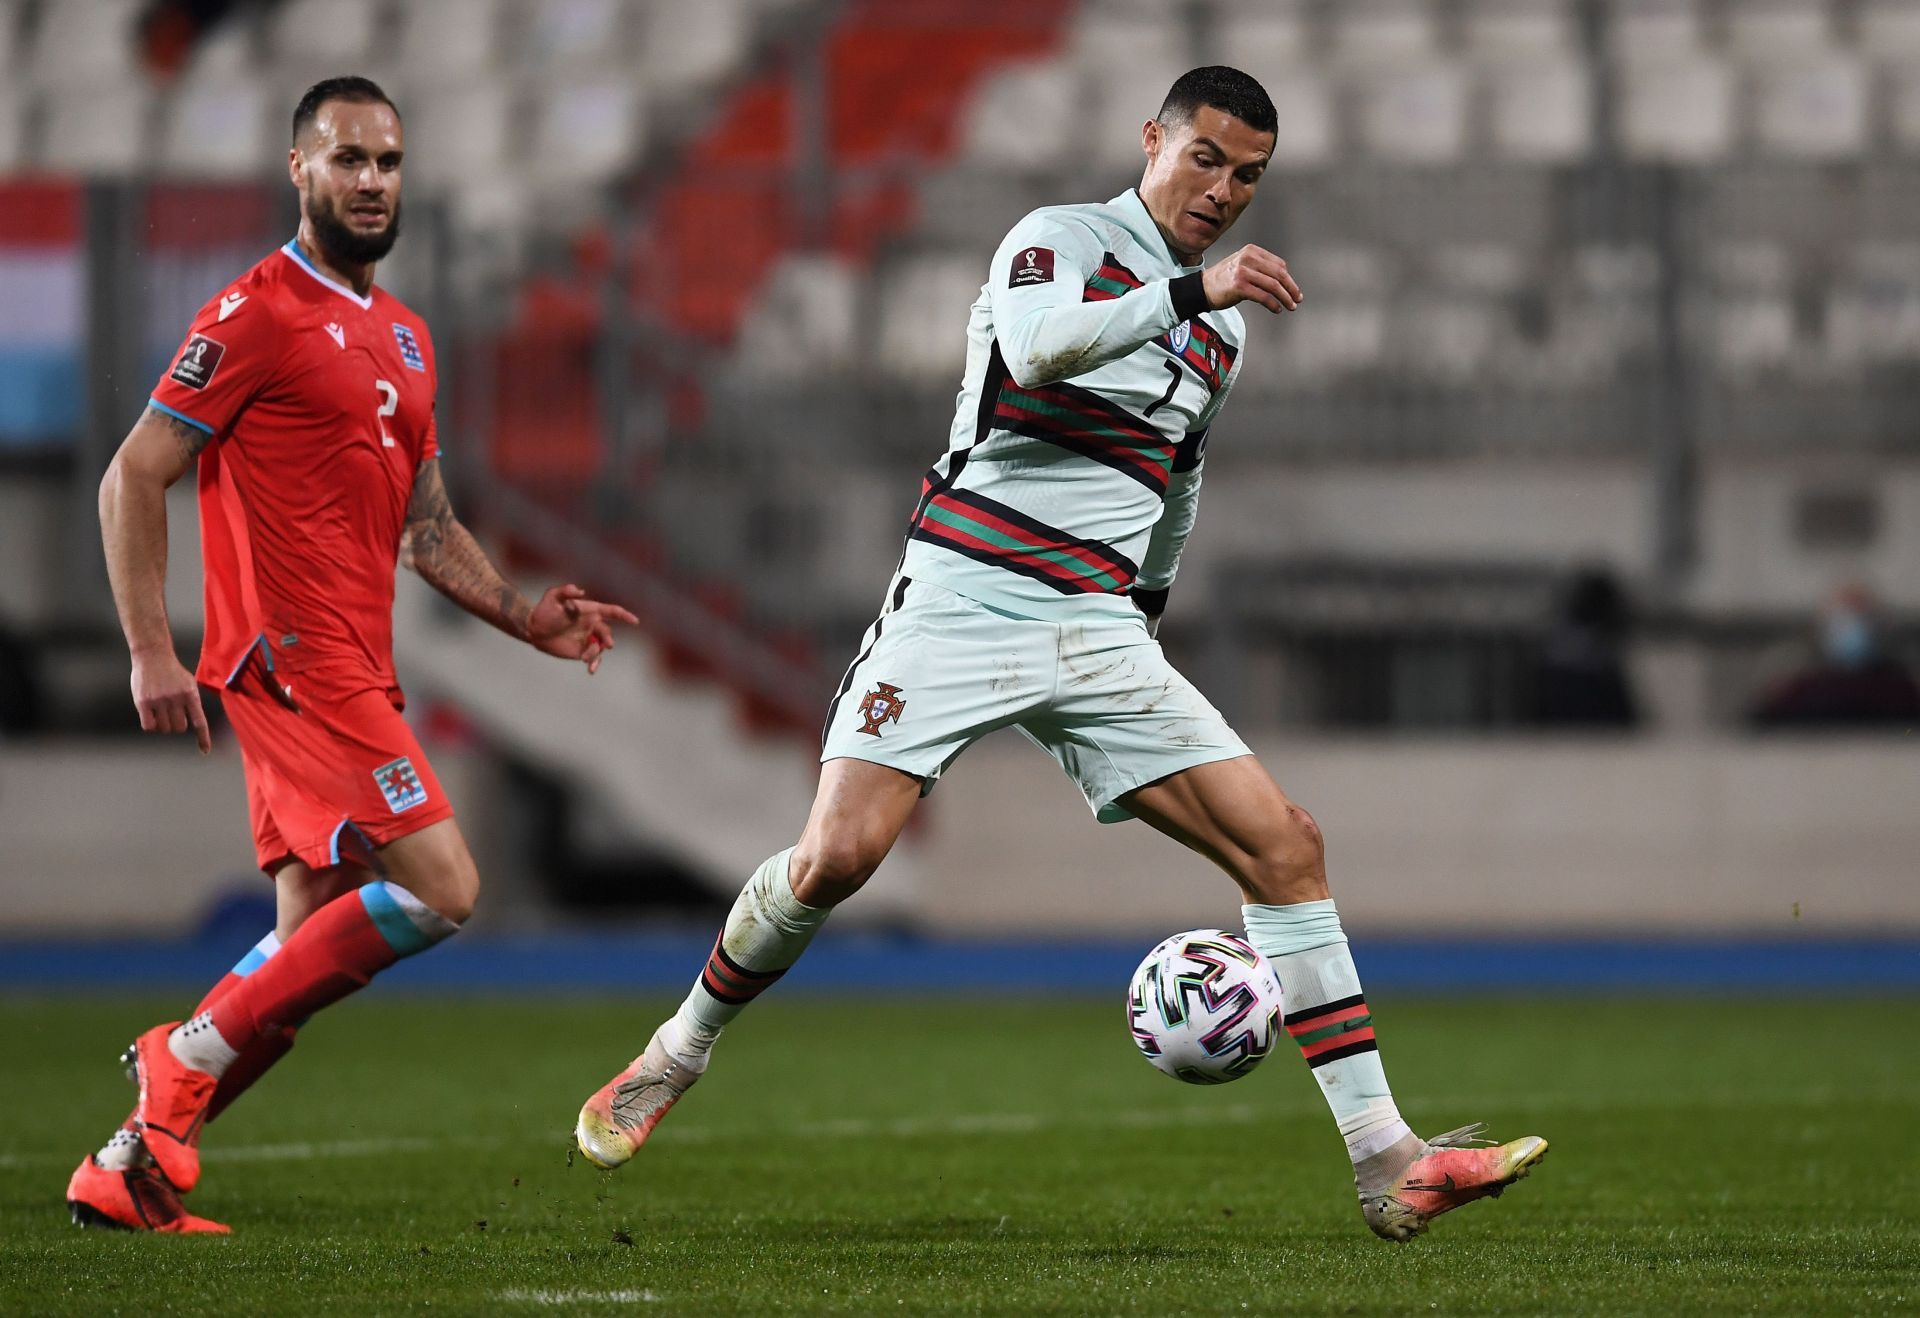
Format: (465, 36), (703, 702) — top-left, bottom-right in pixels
(388, 570), (929, 921)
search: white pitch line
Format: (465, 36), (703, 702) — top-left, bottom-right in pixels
(496, 1289), (659, 1307)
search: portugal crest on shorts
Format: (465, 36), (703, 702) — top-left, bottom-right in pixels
(855, 682), (906, 737)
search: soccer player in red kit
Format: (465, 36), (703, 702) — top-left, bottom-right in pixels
(67, 77), (637, 1233)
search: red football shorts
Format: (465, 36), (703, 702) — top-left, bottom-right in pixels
(218, 656), (454, 875)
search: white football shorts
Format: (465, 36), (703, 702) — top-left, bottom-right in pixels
(819, 574), (1250, 823)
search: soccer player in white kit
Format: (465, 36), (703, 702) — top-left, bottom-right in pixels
(576, 67), (1547, 1241)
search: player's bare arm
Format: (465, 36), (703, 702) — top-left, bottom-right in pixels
(98, 406), (216, 753)
(401, 457), (637, 673)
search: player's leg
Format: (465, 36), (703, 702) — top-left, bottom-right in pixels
(574, 757), (921, 1169)
(1120, 756), (1545, 1240)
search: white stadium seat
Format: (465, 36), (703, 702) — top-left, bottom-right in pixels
(182, 16), (256, 79)
(1211, 12), (1311, 74)
(1725, 0), (1830, 65)
(1883, 62), (1920, 153)
(877, 255), (983, 382)
(396, 0), (506, 82)
(1859, 1), (1920, 61)
(1607, 0), (1703, 65)
(961, 60), (1077, 172)
(1706, 242), (1796, 377)
(638, 0), (750, 100)
(0, 0), (22, 77)
(1330, 1), (1439, 68)
(1462, 0), (1575, 64)
(25, 0), (142, 87)
(1355, 62), (1470, 164)
(1264, 67), (1336, 166)
(405, 85), (513, 189)
(1617, 57), (1734, 162)
(1487, 59), (1594, 163)
(266, 0), (381, 70)
(41, 83), (153, 175)
(529, 77), (645, 184)
(161, 78), (272, 179)
(735, 253), (861, 382)
(1081, 53), (1192, 173)
(1752, 57), (1867, 160)
(525, 0), (634, 70)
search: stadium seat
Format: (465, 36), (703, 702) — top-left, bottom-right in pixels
(1329, 0), (1439, 69)
(1487, 59), (1594, 163)
(181, 14), (257, 79)
(1210, 10), (1311, 75)
(161, 78), (272, 180)
(266, 0), (382, 72)
(0, 83), (22, 175)
(395, 0), (506, 82)
(1263, 67), (1336, 166)
(1462, 0), (1576, 64)
(0, 0), (21, 78)
(960, 59), (1078, 172)
(637, 0), (750, 102)
(1752, 56), (1867, 159)
(40, 83), (153, 176)
(1885, 62), (1920, 152)
(525, 0), (635, 70)
(406, 84), (514, 190)
(1826, 241), (1920, 368)
(1069, 13), (1192, 174)
(876, 254), (982, 381)
(1725, 0), (1831, 65)
(733, 252), (860, 381)
(1706, 241), (1797, 376)
(529, 77), (646, 184)
(1859, 0), (1920, 61)
(1355, 62), (1469, 164)
(23, 0), (142, 88)
(1617, 57), (1734, 162)
(1607, 0), (1704, 65)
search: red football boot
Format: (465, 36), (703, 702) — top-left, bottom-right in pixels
(1360, 1123), (1549, 1241)
(66, 1156), (229, 1234)
(128, 1023), (218, 1193)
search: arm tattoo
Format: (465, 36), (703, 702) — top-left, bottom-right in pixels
(402, 459), (534, 641)
(146, 406), (214, 466)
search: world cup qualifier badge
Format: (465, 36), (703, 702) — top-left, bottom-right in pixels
(168, 334), (226, 390)
(1009, 247), (1054, 287)
(373, 756), (429, 813)
(856, 682), (907, 737)
(392, 323), (426, 372)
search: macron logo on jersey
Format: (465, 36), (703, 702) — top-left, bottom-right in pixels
(218, 293), (246, 322)
(324, 323), (345, 349)
(392, 323), (425, 372)
(1010, 247), (1055, 288)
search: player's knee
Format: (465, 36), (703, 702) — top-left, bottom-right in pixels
(789, 834), (881, 907)
(1244, 803), (1327, 904)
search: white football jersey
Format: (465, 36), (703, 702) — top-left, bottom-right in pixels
(898, 188), (1246, 620)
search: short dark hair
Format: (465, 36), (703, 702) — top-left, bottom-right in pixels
(292, 76), (399, 145)
(1157, 66), (1276, 137)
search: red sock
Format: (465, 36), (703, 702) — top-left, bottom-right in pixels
(208, 889), (405, 1052)
(191, 964), (301, 1123)
(191, 970), (246, 1019)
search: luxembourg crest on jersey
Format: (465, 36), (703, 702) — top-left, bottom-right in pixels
(392, 323), (425, 372)
(373, 756), (429, 813)
(856, 682), (906, 737)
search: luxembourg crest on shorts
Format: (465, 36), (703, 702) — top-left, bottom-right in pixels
(374, 756), (428, 813)
(856, 682), (906, 737)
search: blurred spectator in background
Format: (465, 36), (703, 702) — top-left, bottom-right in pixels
(1531, 566), (1639, 728)
(1750, 583), (1920, 729)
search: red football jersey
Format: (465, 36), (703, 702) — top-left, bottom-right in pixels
(149, 241), (439, 693)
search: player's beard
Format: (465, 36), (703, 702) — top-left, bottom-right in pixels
(305, 184), (402, 266)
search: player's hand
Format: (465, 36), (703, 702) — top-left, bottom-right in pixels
(130, 649), (211, 754)
(527, 584), (639, 675)
(1202, 245), (1302, 315)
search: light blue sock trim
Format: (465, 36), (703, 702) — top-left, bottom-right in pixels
(1242, 898), (1347, 957)
(230, 930), (282, 977)
(357, 881), (457, 956)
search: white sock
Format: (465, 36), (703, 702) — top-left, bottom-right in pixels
(664, 848), (829, 1062)
(167, 1010), (240, 1079)
(1243, 900), (1413, 1166)
(94, 1126), (152, 1171)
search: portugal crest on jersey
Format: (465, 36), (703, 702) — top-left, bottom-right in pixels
(855, 682), (907, 736)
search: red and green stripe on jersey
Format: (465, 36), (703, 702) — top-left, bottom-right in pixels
(909, 482), (1139, 596)
(994, 375), (1178, 494)
(1282, 994), (1379, 1069)
(698, 938), (788, 1006)
(1080, 251), (1237, 393)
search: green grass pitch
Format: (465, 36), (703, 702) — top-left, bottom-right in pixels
(1, 993), (1915, 1315)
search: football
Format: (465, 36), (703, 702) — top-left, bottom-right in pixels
(1126, 929), (1285, 1084)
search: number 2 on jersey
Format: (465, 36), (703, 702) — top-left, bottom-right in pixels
(1143, 360), (1182, 418)
(375, 379), (398, 447)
